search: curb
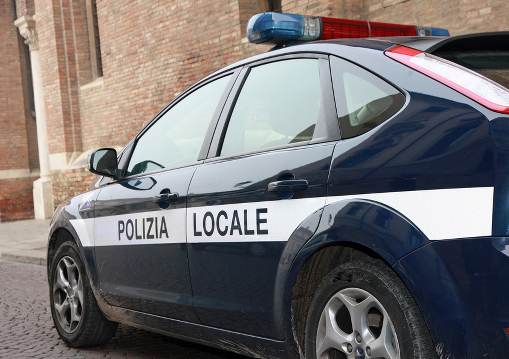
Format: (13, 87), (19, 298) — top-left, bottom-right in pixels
(1, 253), (46, 266)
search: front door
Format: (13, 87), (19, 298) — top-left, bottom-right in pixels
(93, 73), (234, 321)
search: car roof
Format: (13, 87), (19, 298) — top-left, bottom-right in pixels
(206, 37), (394, 76)
(216, 32), (509, 72)
(190, 31), (509, 97)
(365, 36), (448, 51)
(368, 31), (509, 52)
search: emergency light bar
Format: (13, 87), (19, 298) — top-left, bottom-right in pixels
(247, 12), (450, 45)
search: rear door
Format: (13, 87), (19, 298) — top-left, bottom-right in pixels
(186, 55), (340, 339)
(93, 73), (235, 321)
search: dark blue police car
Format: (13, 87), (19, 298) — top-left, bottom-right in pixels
(47, 12), (509, 359)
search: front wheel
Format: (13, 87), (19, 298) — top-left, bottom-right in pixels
(49, 240), (118, 347)
(305, 259), (436, 359)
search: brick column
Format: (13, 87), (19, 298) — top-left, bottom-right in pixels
(14, 15), (53, 219)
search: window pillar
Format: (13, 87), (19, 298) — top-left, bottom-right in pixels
(14, 15), (53, 219)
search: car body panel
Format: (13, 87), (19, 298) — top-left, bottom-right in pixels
(394, 237), (509, 358)
(187, 142), (334, 339)
(92, 166), (199, 321)
(47, 33), (509, 358)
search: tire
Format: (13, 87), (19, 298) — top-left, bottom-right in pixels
(49, 240), (118, 347)
(304, 258), (436, 359)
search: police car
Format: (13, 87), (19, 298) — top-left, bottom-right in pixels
(47, 12), (509, 359)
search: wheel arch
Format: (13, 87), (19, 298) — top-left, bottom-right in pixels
(48, 219), (119, 324)
(284, 198), (434, 353)
(47, 227), (77, 277)
(48, 222), (100, 291)
(47, 200), (107, 314)
(290, 242), (386, 353)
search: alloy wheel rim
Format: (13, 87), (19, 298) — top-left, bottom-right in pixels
(316, 287), (399, 359)
(52, 256), (84, 333)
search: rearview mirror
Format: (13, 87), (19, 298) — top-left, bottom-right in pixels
(87, 148), (118, 178)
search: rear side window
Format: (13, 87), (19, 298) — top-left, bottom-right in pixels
(330, 56), (405, 139)
(220, 59), (321, 156)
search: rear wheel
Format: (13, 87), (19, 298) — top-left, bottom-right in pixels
(305, 259), (436, 359)
(49, 240), (118, 347)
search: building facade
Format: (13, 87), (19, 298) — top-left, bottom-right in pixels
(1, 0), (508, 221)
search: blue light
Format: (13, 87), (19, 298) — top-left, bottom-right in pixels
(247, 13), (321, 44)
(416, 26), (450, 37)
(429, 27), (450, 36)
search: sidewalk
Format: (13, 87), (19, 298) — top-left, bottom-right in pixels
(0, 219), (50, 266)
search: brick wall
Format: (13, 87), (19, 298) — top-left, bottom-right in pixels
(67, 0), (509, 163)
(0, 0), (36, 221)
(78, 0), (263, 152)
(35, 0), (83, 157)
(35, 0), (267, 208)
(0, 0), (30, 173)
(0, 178), (36, 222)
(281, 0), (509, 35)
(9, 0), (509, 214)
(363, 0), (509, 35)
(282, 0), (333, 15)
(14, 0), (39, 172)
(51, 169), (96, 206)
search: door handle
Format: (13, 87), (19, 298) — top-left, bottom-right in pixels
(153, 193), (179, 203)
(268, 179), (308, 192)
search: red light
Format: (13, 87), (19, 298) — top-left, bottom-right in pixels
(320, 17), (417, 40)
(369, 21), (417, 37)
(321, 18), (369, 39)
(386, 45), (509, 115)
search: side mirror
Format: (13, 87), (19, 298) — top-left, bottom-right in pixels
(87, 148), (119, 178)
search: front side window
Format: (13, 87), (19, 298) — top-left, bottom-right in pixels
(127, 75), (232, 176)
(220, 59), (321, 156)
(331, 56), (405, 139)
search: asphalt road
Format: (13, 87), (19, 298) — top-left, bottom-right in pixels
(0, 260), (249, 359)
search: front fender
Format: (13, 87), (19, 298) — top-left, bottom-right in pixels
(47, 189), (114, 318)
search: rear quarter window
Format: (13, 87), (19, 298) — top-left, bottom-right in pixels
(330, 56), (405, 139)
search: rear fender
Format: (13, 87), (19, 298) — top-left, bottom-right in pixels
(281, 198), (430, 350)
(305, 198), (429, 264)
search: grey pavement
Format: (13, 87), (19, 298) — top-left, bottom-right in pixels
(0, 218), (49, 266)
(0, 259), (247, 358)
(0, 221), (249, 358)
